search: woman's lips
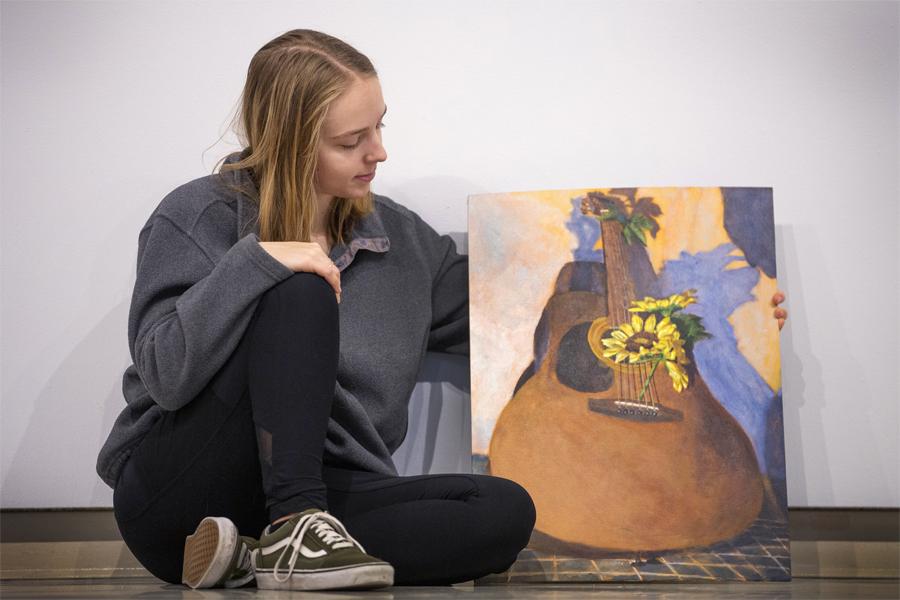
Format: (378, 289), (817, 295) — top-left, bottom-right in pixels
(355, 171), (375, 182)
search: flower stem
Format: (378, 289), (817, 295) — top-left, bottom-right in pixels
(637, 359), (662, 404)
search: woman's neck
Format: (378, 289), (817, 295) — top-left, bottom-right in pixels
(313, 193), (334, 245)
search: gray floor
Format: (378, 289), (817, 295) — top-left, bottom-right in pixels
(1, 578), (899, 599)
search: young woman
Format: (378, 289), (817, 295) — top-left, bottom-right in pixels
(96, 28), (789, 592)
(95, 29), (535, 591)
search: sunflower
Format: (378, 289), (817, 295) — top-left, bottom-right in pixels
(600, 314), (678, 364)
(628, 289), (697, 315)
(599, 313), (691, 393)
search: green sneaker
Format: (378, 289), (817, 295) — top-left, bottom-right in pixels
(182, 516), (257, 589)
(252, 508), (394, 590)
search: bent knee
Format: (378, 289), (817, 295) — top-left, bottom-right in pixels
(264, 272), (338, 308)
(481, 476), (536, 547)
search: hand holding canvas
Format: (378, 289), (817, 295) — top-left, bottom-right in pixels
(772, 291), (788, 330)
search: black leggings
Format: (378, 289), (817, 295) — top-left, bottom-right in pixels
(113, 272), (536, 586)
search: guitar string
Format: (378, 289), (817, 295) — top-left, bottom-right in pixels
(614, 217), (660, 409)
(612, 222), (641, 405)
(606, 220), (625, 405)
(609, 221), (627, 404)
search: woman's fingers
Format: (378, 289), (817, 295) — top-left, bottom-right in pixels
(256, 241), (342, 302)
(774, 307), (788, 330)
(771, 291), (787, 330)
(319, 257), (342, 303)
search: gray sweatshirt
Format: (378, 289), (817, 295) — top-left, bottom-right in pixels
(96, 151), (469, 488)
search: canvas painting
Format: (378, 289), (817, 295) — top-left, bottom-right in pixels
(469, 187), (790, 582)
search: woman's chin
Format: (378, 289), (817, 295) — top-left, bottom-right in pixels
(348, 184), (371, 197)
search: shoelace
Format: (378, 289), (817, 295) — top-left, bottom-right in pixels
(273, 511), (366, 583)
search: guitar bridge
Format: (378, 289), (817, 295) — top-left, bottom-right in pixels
(587, 398), (684, 422)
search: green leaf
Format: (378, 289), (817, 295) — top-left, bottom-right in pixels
(632, 214), (652, 230)
(623, 222), (646, 246)
(670, 312), (711, 351)
(632, 225), (647, 245)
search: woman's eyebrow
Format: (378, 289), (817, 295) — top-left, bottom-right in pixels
(332, 105), (388, 139)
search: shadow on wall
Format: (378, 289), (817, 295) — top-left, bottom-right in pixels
(2, 296), (131, 509)
(393, 231), (472, 476)
(393, 351), (471, 477)
(777, 222), (894, 506)
(2, 191), (158, 509)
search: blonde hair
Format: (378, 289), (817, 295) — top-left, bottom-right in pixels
(216, 29), (377, 245)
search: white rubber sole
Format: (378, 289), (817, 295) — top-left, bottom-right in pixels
(182, 517), (239, 589)
(254, 562), (395, 591)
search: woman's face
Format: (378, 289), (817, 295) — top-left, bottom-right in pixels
(316, 76), (388, 203)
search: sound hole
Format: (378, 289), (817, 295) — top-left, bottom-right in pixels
(555, 322), (614, 392)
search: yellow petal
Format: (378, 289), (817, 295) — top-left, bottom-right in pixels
(644, 314), (657, 332)
(665, 361), (688, 392)
(631, 314), (643, 332)
(611, 330), (628, 341)
(657, 324), (677, 337)
(620, 324), (635, 336)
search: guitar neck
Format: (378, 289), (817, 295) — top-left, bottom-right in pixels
(600, 219), (637, 325)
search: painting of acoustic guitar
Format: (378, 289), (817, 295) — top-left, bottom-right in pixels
(469, 187), (789, 582)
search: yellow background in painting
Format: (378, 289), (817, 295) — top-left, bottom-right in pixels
(468, 187), (781, 455)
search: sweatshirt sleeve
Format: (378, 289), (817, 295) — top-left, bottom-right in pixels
(128, 215), (295, 411)
(414, 214), (470, 356)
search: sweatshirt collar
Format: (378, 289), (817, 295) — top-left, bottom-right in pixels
(224, 149), (390, 271)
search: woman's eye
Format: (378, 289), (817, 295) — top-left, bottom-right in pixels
(339, 123), (385, 149)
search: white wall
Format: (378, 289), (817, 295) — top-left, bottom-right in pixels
(1, 0), (897, 508)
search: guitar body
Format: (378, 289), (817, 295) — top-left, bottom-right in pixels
(488, 205), (763, 553)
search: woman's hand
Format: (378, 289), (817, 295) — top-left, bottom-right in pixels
(771, 291), (788, 330)
(259, 241), (342, 303)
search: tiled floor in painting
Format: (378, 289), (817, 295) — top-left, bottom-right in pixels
(483, 517), (792, 583)
(1, 578), (899, 599)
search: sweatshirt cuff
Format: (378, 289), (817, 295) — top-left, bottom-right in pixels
(239, 233), (295, 281)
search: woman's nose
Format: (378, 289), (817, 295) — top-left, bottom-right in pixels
(366, 138), (387, 163)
